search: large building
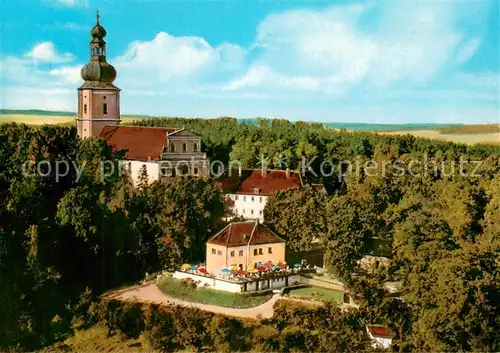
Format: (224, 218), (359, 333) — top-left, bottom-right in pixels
(219, 169), (324, 221)
(205, 220), (286, 275)
(76, 13), (209, 184)
(100, 126), (209, 184)
(77, 11), (120, 139)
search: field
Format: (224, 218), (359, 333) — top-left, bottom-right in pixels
(438, 124), (500, 134)
(0, 114), (75, 125)
(286, 286), (343, 303)
(0, 113), (144, 126)
(2, 111), (498, 145)
(380, 129), (500, 145)
(157, 276), (273, 308)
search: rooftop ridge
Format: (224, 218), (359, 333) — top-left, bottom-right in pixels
(224, 167), (302, 173)
(114, 125), (178, 130)
(261, 224), (286, 243)
(224, 220), (256, 225)
(227, 223), (232, 247)
(246, 220), (259, 246)
(206, 223), (231, 244)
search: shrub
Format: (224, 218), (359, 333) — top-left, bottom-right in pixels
(103, 300), (144, 339)
(141, 304), (176, 350)
(251, 325), (280, 352)
(171, 306), (212, 351)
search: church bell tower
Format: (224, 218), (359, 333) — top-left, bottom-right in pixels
(77, 11), (121, 139)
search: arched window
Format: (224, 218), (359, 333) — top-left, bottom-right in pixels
(182, 143), (187, 153)
(170, 143), (175, 152)
(194, 167), (199, 175)
(171, 168), (176, 177)
(193, 143), (198, 152)
(180, 165), (189, 175)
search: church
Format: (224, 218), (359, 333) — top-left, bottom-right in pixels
(76, 13), (209, 184)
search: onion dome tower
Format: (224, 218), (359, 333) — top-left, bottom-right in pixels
(77, 11), (121, 139)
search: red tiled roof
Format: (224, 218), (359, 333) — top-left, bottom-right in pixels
(99, 126), (176, 161)
(216, 169), (253, 193)
(367, 326), (392, 339)
(236, 170), (303, 195)
(207, 221), (285, 247)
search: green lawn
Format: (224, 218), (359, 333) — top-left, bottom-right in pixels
(157, 277), (273, 309)
(287, 286), (343, 303)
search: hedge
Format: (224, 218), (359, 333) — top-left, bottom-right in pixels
(95, 299), (375, 352)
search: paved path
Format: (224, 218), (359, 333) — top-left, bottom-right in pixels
(106, 283), (281, 319)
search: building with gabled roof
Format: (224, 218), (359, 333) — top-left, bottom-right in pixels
(205, 220), (286, 275)
(99, 125), (209, 185)
(366, 325), (392, 349)
(76, 15), (209, 186)
(100, 126), (176, 161)
(218, 168), (304, 221)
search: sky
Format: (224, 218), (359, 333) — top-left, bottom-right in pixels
(1, 0), (499, 124)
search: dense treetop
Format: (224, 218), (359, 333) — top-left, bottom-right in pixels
(0, 119), (498, 351)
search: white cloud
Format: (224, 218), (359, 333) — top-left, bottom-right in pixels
(226, 2), (484, 94)
(2, 87), (75, 111)
(115, 32), (245, 88)
(223, 65), (321, 93)
(2, 1), (496, 123)
(50, 65), (82, 84)
(25, 42), (75, 63)
(51, 0), (89, 7)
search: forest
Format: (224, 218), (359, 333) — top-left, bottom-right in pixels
(0, 118), (498, 351)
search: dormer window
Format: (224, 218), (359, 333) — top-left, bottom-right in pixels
(254, 188), (260, 194)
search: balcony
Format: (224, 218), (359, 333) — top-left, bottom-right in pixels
(160, 152), (207, 160)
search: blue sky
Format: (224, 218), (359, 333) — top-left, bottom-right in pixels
(1, 0), (499, 124)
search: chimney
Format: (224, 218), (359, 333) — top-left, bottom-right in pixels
(238, 166), (242, 177)
(286, 168), (290, 178)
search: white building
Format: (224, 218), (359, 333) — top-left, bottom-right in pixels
(99, 126), (209, 186)
(76, 16), (209, 186)
(366, 325), (392, 349)
(220, 169), (305, 221)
